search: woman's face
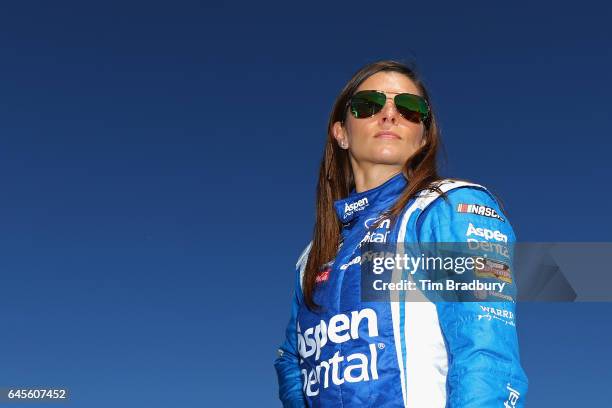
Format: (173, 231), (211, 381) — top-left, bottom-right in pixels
(333, 71), (427, 168)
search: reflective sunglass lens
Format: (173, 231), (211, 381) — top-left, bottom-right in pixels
(349, 91), (386, 118)
(394, 93), (429, 123)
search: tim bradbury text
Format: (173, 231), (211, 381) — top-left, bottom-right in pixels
(372, 279), (506, 293)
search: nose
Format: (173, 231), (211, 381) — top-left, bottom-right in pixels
(378, 98), (400, 125)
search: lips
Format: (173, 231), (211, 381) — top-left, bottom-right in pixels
(374, 131), (401, 140)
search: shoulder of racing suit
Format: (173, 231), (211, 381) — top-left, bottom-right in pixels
(413, 179), (515, 243)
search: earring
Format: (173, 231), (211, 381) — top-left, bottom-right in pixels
(341, 141), (348, 149)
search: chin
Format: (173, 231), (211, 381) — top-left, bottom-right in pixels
(368, 153), (407, 165)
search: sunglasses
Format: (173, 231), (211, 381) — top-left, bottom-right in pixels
(345, 90), (430, 124)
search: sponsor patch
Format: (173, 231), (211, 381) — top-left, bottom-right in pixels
(475, 258), (513, 283)
(478, 305), (515, 326)
(457, 203), (505, 222)
(316, 266), (331, 283)
(343, 197), (369, 220)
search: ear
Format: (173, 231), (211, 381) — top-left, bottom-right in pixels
(332, 121), (349, 149)
(419, 130), (427, 148)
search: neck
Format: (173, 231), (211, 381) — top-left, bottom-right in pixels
(351, 163), (404, 193)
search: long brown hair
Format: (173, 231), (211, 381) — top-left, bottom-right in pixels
(302, 60), (448, 311)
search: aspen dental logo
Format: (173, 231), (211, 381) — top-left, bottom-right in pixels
(343, 197), (369, 220)
(297, 308), (380, 397)
(466, 222), (508, 243)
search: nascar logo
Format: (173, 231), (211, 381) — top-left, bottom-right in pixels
(457, 203), (505, 222)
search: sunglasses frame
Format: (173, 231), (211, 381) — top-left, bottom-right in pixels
(343, 89), (430, 124)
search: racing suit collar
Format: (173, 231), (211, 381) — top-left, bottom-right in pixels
(333, 172), (408, 224)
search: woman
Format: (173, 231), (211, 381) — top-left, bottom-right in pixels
(274, 60), (528, 407)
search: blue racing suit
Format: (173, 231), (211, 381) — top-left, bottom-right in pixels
(274, 172), (528, 407)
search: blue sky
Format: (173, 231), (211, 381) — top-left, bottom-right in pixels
(0, 1), (610, 406)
